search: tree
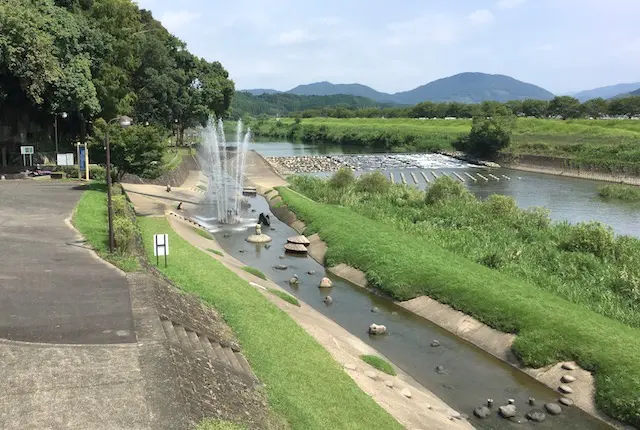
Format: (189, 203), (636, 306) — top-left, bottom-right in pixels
(521, 99), (549, 118)
(505, 100), (524, 116)
(90, 120), (166, 181)
(581, 98), (608, 118)
(453, 113), (514, 157)
(609, 96), (640, 118)
(547, 96), (582, 119)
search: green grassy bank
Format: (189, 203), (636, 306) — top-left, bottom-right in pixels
(252, 117), (640, 173)
(277, 185), (640, 427)
(138, 217), (402, 430)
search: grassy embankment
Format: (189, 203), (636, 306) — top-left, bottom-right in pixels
(361, 355), (396, 376)
(252, 117), (640, 173)
(138, 216), (402, 430)
(276, 180), (640, 427)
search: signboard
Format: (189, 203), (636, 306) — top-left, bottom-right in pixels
(21, 146), (34, 167)
(153, 234), (169, 267)
(57, 153), (74, 166)
(79, 146), (86, 174)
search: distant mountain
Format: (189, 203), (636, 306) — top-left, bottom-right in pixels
(393, 72), (554, 104)
(612, 88), (640, 99)
(280, 73), (554, 104)
(240, 89), (281, 96)
(572, 83), (640, 102)
(287, 82), (396, 103)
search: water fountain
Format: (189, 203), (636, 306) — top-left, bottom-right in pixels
(198, 118), (252, 225)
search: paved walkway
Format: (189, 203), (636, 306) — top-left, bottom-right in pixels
(0, 181), (134, 344)
(0, 181), (184, 429)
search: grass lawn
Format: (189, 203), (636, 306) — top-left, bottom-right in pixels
(277, 186), (640, 427)
(207, 248), (224, 256)
(72, 183), (138, 272)
(192, 227), (214, 240)
(268, 288), (300, 307)
(360, 355), (396, 376)
(138, 216), (402, 430)
(242, 266), (267, 280)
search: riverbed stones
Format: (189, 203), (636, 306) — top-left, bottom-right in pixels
(307, 270), (316, 275)
(371, 306), (380, 313)
(319, 277), (333, 288)
(275, 264), (288, 270)
(278, 255), (285, 259)
(558, 397), (573, 406)
(430, 340), (440, 347)
(384, 380), (394, 388)
(562, 362), (577, 371)
(368, 323), (387, 335)
(545, 403), (562, 415)
(487, 399), (494, 407)
(365, 371), (377, 380)
(474, 406), (491, 419)
(499, 404), (517, 418)
(289, 275), (299, 285)
(561, 375), (576, 383)
(323, 296), (333, 305)
(558, 384), (573, 394)
(526, 410), (546, 422)
(507, 399), (515, 405)
(528, 397), (536, 406)
(435, 365), (446, 374)
(401, 388), (412, 399)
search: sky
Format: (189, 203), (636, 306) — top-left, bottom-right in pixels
(135, 0), (640, 95)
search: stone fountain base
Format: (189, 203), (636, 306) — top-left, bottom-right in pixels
(246, 234), (272, 243)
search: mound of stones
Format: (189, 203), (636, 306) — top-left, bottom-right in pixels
(266, 156), (346, 174)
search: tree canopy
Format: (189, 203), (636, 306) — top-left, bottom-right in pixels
(0, 0), (234, 151)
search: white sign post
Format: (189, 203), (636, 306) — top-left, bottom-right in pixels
(153, 234), (169, 267)
(56, 153), (75, 166)
(20, 146), (34, 167)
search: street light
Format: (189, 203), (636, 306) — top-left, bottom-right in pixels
(54, 112), (68, 156)
(105, 115), (133, 253)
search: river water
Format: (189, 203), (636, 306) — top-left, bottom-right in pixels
(251, 140), (640, 238)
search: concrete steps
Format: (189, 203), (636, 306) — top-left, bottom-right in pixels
(160, 318), (258, 382)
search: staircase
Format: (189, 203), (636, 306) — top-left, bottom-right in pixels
(160, 318), (258, 383)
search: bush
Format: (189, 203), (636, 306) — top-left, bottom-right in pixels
(328, 167), (355, 189)
(355, 171), (390, 194)
(424, 176), (473, 205)
(598, 184), (640, 201)
(112, 195), (129, 218)
(560, 221), (616, 258)
(113, 216), (137, 253)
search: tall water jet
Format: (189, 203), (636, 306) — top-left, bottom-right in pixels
(198, 118), (251, 224)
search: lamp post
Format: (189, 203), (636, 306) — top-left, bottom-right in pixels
(54, 112), (68, 157)
(105, 115), (133, 253)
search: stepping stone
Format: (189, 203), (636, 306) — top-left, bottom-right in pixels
(287, 235), (310, 245)
(384, 380), (394, 388)
(561, 375), (576, 383)
(474, 406), (491, 419)
(401, 388), (412, 398)
(284, 243), (308, 253)
(526, 410), (546, 422)
(562, 362), (577, 370)
(559, 385), (573, 394)
(559, 397), (574, 406)
(545, 403), (562, 415)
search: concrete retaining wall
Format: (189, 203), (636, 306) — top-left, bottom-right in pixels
(121, 155), (198, 188)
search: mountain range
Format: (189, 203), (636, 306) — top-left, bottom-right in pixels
(242, 73), (640, 104)
(570, 83), (640, 101)
(242, 72), (555, 104)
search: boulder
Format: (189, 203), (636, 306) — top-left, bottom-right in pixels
(558, 397), (573, 407)
(559, 385), (573, 394)
(368, 323), (387, 335)
(319, 277), (333, 288)
(526, 410), (546, 422)
(430, 340), (440, 347)
(323, 296), (333, 305)
(371, 307), (380, 313)
(473, 406), (491, 419)
(498, 404), (517, 419)
(289, 275), (299, 285)
(561, 375), (576, 383)
(275, 265), (288, 270)
(544, 403), (562, 415)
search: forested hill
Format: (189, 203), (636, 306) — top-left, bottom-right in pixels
(231, 91), (387, 118)
(0, 0), (234, 142)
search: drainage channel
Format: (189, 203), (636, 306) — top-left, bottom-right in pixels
(204, 195), (613, 430)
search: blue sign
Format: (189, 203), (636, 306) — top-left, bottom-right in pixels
(79, 146), (86, 174)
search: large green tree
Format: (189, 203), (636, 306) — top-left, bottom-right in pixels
(547, 96), (582, 119)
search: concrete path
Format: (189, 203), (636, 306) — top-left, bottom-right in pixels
(0, 181), (134, 344)
(0, 181), (184, 429)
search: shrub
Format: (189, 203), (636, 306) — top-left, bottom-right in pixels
(560, 221), (616, 258)
(328, 167), (355, 189)
(598, 184), (640, 201)
(112, 195), (129, 218)
(355, 171), (390, 194)
(424, 176), (473, 205)
(113, 216), (137, 253)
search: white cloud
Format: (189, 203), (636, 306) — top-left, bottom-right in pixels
(497, 0), (526, 8)
(387, 14), (458, 45)
(467, 9), (495, 26)
(160, 10), (200, 32)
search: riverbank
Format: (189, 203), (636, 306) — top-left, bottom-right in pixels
(267, 180), (640, 428)
(250, 117), (640, 176)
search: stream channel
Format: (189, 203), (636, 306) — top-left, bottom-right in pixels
(200, 194), (614, 430)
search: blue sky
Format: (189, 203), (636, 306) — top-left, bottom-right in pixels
(136, 0), (640, 94)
